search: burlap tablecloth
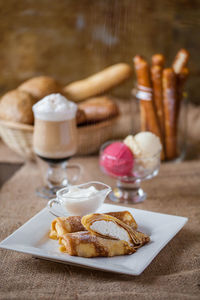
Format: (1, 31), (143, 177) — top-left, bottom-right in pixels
(0, 145), (200, 300)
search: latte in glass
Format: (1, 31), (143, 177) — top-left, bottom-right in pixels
(33, 93), (77, 163)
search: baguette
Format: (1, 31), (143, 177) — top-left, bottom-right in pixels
(63, 63), (132, 102)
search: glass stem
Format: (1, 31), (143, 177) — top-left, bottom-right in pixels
(109, 179), (146, 204)
(46, 163), (68, 188)
(116, 179), (140, 190)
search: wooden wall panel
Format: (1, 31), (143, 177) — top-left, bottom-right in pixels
(0, 0), (199, 103)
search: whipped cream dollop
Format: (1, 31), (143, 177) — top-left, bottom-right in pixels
(32, 93), (77, 121)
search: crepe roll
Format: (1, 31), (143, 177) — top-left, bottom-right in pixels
(59, 232), (135, 257)
(108, 211), (137, 230)
(81, 213), (149, 247)
(49, 211), (138, 240)
(49, 216), (84, 239)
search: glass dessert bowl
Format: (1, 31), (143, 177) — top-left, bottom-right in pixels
(100, 136), (161, 204)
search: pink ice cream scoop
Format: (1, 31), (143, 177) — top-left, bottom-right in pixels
(100, 142), (134, 177)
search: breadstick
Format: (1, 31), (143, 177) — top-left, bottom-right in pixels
(172, 49), (189, 125)
(140, 104), (149, 131)
(176, 67), (189, 119)
(63, 63), (132, 102)
(172, 49), (189, 74)
(151, 65), (165, 142)
(152, 54), (165, 68)
(134, 56), (151, 132)
(133, 56), (163, 157)
(163, 68), (177, 160)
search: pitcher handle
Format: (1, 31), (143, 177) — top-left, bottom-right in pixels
(47, 198), (69, 217)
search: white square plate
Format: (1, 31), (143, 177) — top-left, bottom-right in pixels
(0, 203), (188, 276)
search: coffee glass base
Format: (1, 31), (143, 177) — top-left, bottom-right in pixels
(109, 180), (146, 204)
(36, 161), (82, 199)
(36, 186), (63, 200)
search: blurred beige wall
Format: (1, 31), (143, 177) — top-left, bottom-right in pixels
(0, 0), (199, 103)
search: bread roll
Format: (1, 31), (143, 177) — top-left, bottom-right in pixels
(63, 63), (132, 102)
(0, 89), (37, 124)
(18, 76), (62, 100)
(78, 96), (119, 122)
(76, 108), (86, 125)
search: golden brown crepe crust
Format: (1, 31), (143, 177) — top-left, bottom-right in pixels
(49, 216), (85, 239)
(49, 211), (138, 240)
(18, 76), (62, 100)
(0, 89), (37, 124)
(132, 230), (150, 248)
(108, 211), (137, 230)
(50, 213), (149, 258)
(59, 231), (135, 257)
(81, 213), (150, 248)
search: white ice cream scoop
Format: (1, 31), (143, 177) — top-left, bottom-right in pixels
(124, 132), (162, 158)
(124, 132), (162, 171)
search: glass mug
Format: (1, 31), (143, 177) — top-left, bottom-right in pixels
(32, 95), (81, 199)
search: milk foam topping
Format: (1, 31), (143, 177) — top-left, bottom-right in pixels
(33, 93), (77, 121)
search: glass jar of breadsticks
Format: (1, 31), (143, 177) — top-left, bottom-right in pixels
(132, 49), (189, 162)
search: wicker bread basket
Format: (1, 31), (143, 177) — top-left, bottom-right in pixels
(0, 117), (122, 160)
(0, 120), (34, 159)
